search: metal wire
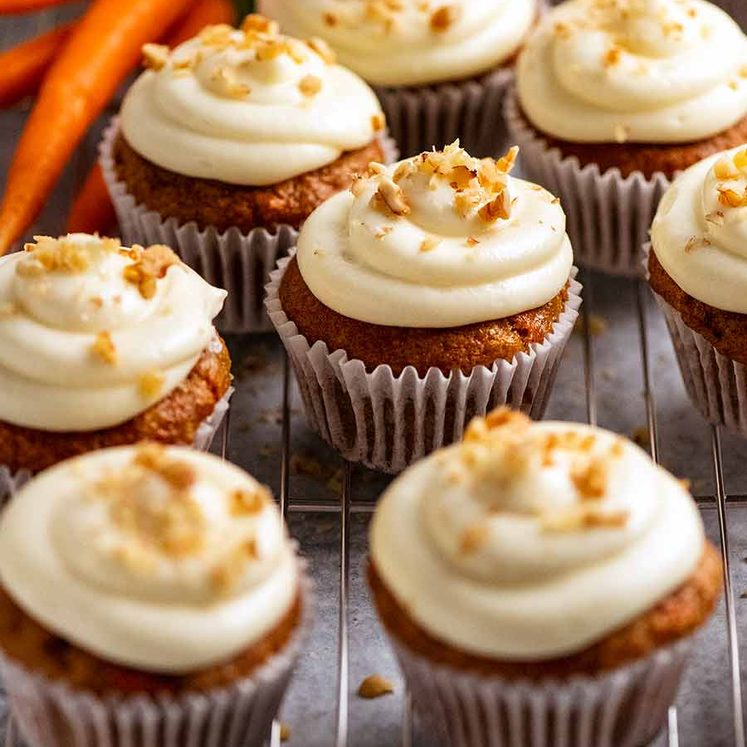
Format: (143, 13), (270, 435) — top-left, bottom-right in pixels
(580, 269), (598, 427)
(711, 426), (746, 747)
(334, 463), (353, 747)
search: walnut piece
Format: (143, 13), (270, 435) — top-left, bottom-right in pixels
(357, 674), (395, 699)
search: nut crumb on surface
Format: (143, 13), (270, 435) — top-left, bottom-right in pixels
(91, 332), (117, 365)
(357, 674), (395, 699)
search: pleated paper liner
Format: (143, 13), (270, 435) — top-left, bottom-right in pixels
(643, 243), (747, 436)
(100, 119), (398, 334)
(390, 634), (692, 747)
(506, 89), (672, 278)
(375, 66), (514, 159)
(266, 254), (582, 474)
(1, 569), (314, 747)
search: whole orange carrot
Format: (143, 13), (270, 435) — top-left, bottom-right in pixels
(0, 0), (76, 12)
(166, 0), (235, 47)
(66, 164), (115, 234)
(0, 23), (73, 108)
(0, 0), (192, 254)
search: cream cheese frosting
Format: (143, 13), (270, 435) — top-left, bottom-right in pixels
(516, 0), (747, 144)
(295, 141), (573, 327)
(370, 409), (705, 659)
(0, 234), (226, 432)
(120, 16), (384, 186)
(652, 146), (747, 312)
(0, 445), (300, 674)
(258, 0), (537, 87)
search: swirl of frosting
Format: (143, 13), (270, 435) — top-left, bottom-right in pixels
(0, 445), (299, 673)
(652, 146), (747, 312)
(120, 17), (384, 186)
(296, 141), (573, 327)
(0, 234), (226, 432)
(516, 0), (747, 143)
(258, 0), (537, 86)
(370, 409), (705, 659)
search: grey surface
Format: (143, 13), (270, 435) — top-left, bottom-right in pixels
(2, 4), (747, 747)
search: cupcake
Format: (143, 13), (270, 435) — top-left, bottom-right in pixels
(266, 141), (581, 473)
(648, 145), (747, 434)
(0, 443), (309, 747)
(258, 0), (539, 158)
(0, 234), (231, 495)
(508, 0), (747, 276)
(101, 15), (392, 332)
(369, 408), (722, 747)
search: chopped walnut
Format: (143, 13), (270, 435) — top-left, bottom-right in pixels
(229, 487), (269, 516)
(717, 187), (747, 208)
(357, 674), (394, 699)
(122, 244), (179, 299)
(299, 74), (322, 97)
(613, 124), (629, 144)
(19, 235), (101, 276)
(323, 11), (339, 26)
(142, 43), (170, 71)
(241, 14), (279, 35)
(570, 456), (608, 500)
(306, 36), (337, 64)
(430, 4), (460, 32)
(134, 443), (196, 490)
(460, 524), (488, 553)
(714, 157), (739, 180)
(684, 235), (711, 253)
(478, 190), (511, 223)
(466, 236), (480, 247)
(91, 332), (117, 365)
(419, 237), (440, 252)
(371, 112), (386, 132)
(542, 507), (629, 532)
(373, 175), (410, 216)
(602, 45), (622, 67)
(139, 371), (165, 399)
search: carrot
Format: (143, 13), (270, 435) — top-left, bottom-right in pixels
(0, 0), (192, 254)
(66, 164), (115, 234)
(165, 0), (235, 47)
(0, 0), (77, 12)
(0, 23), (73, 108)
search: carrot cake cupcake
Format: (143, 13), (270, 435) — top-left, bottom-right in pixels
(0, 444), (309, 747)
(0, 233), (230, 484)
(370, 408), (722, 746)
(266, 141), (581, 473)
(259, 0), (539, 157)
(508, 0), (747, 275)
(649, 145), (747, 434)
(101, 15), (390, 332)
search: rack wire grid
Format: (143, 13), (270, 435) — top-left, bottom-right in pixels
(2, 3), (747, 747)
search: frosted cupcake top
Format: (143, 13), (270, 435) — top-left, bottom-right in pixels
(517, 0), (747, 144)
(120, 16), (384, 186)
(0, 234), (225, 432)
(258, 0), (537, 87)
(0, 445), (300, 674)
(370, 409), (704, 659)
(652, 146), (747, 312)
(296, 141), (573, 328)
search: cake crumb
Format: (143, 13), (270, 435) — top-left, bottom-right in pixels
(279, 723), (292, 742)
(357, 674), (395, 699)
(574, 313), (608, 337)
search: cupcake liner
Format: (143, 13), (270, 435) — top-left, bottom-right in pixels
(1, 569), (313, 747)
(99, 120), (398, 334)
(375, 66), (514, 159)
(0, 381), (233, 505)
(390, 634), (692, 747)
(265, 254), (582, 474)
(505, 89), (672, 277)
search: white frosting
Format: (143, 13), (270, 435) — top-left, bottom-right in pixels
(517, 0), (747, 143)
(370, 412), (705, 659)
(0, 446), (300, 674)
(258, 0), (537, 86)
(652, 146), (747, 312)
(120, 20), (383, 186)
(0, 234), (226, 432)
(296, 143), (573, 327)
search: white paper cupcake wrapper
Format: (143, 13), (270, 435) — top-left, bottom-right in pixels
(0, 385), (233, 505)
(265, 255), (582, 473)
(375, 67), (514, 159)
(390, 634), (692, 747)
(1, 569), (313, 747)
(505, 90), (671, 278)
(100, 119), (398, 334)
